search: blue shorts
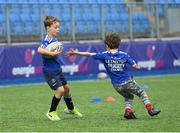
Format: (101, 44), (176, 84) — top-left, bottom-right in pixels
(43, 71), (67, 90)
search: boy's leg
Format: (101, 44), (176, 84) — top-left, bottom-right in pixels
(113, 85), (136, 119)
(63, 84), (82, 117)
(47, 86), (64, 121)
(124, 98), (136, 119)
(128, 80), (161, 116)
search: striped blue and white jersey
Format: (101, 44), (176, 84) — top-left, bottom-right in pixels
(39, 34), (62, 72)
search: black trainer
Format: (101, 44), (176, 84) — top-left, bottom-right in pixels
(124, 111), (136, 119)
(148, 108), (161, 116)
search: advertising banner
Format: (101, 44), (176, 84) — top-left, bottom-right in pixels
(0, 40), (180, 83)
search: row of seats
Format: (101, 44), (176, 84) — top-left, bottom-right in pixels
(0, 0), (125, 3)
(145, 0), (180, 17)
(0, 19), (150, 35)
(0, 1), (151, 36)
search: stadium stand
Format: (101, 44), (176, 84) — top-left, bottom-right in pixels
(0, 0), (148, 34)
(0, 0), (179, 42)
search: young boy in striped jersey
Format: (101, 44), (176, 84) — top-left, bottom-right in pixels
(37, 16), (82, 121)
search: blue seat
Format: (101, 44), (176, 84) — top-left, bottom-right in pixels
(143, 23), (151, 33)
(104, 13), (111, 21)
(88, 0), (98, 3)
(62, 14), (71, 21)
(8, 0), (18, 2)
(92, 13), (100, 21)
(76, 24), (86, 33)
(32, 8), (40, 14)
(20, 14), (32, 22)
(105, 21), (115, 32)
(33, 22), (40, 34)
(38, 0), (49, 3)
(175, 0), (180, 3)
(75, 13), (83, 21)
(11, 22), (24, 35)
(86, 21), (99, 33)
(10, 14), (20, 22)
(17, 0), (29, 2)
(10, 7), (21, 14)
(133, 23), (142, 33)
(62, 22), (72, 33)
(21, 8), (31, 14)
(82, 13), (93, 21)
(0, 22), (6, 35)
(111, 13), (120, 21)
(78, 0), (88, 2)
(31, 14), (40, 22)
(24, 22), (34, 34)
(0, 14), (6, 22)
(120, 13), (128, 21)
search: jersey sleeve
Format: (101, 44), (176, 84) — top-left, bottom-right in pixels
(126, 54), (136, 66)
(39, 41), (48, 48)
(92, 52), (105, 60)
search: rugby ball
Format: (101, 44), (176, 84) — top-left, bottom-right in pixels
(45, 41), (64, 52)
(97, 72), (107, 79)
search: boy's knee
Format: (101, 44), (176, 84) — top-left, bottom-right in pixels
(55, 86), (65, 98)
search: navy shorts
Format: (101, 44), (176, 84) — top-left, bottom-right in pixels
(43, 71), (67, 90)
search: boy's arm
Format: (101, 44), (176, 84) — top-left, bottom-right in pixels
(37, 47), (60, 57)
(67, 49), (95, 57)
(132, 63), (140, 69)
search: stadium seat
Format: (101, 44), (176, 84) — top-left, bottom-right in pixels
(20, 14), (32, 22)
(62, 14), (71, 21)
(24, 22), (35, 34)
(17, 0), (29, 2)
(0, 1), (154, 36)
(21, 7), (31, 14)
(11, 22), (24, 35)
(0, 22), (6, 35)
(64, 22), (72, 33)
(76, 24), (86, 33)
(120, 13), (128, 21)
(104, 13), (111, 21)
(31, 14), (40, 22)
(10, 14), (20, 22)
(10, 7), (21, 14)
(111, 13), (120, 21)
(74, 13), (83, 21)
(60, 24), (66, 34)
(0, 14), (6, 22)
(82, 13), (93, 21)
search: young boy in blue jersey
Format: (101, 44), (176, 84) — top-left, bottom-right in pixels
(67, 32), (160, 119)
(37, 16), (82, 121)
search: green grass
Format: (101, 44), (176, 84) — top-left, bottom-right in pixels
(0, 75), (180, 132)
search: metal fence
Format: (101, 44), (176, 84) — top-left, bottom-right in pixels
(0, 2), (180, 44)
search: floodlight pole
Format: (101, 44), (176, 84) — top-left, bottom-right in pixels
(100, 5), (105, 40)
(6, 6), (11, 45)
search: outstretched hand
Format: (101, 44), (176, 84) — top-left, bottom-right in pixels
(66, 48), (78, 56)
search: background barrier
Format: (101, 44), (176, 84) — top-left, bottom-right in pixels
(0, 39), (180, 85)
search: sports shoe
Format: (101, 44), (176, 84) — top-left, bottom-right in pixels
(148, 108), (161, 116)
(124, 111), (136, 119)
(46, 111), (60, 121)
(64, 108), (83, 117)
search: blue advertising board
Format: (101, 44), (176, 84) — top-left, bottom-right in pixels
(0, 40), (180, 85)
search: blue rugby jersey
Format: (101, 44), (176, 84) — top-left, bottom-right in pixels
(39, 34), (62, 72)
(92, 51), (136, 84)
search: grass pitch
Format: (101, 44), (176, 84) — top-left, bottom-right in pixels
(0, 75), (180, 132)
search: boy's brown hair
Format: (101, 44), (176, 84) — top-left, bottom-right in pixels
(44, 16), (60, 30)
(104, 32), (121, 49)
